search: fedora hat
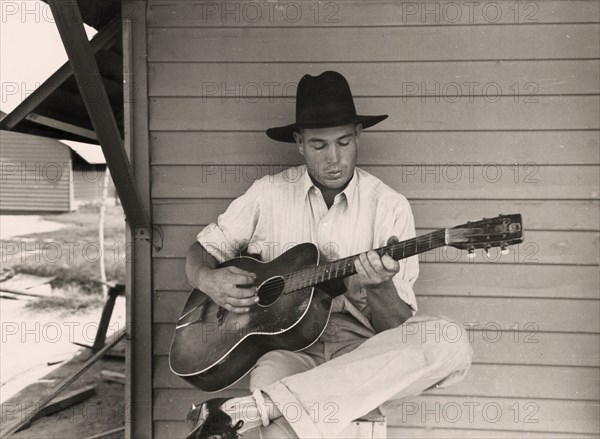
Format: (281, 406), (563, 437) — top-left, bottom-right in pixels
(266, 71), (388, 143)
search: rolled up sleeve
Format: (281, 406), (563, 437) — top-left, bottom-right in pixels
(196, 179), (262, 263)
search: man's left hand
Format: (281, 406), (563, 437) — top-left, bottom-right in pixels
(353, 236), (400, 289)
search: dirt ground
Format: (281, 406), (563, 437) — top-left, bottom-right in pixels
(0, 298), (126, 438)
(1, 342), (126, 439)
(1, 209), (127, 438)
(0, 216), (66, 240)
(0, 298), (125, 403)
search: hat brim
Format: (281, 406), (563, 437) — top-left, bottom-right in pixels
(266, 114), (388, 143)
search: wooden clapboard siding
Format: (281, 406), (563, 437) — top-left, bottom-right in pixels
(154, 322), (600, 367)
(155, 422), (600, 439)
(150, 96), (600, 131)
(149, 61), (600, 97)
(152, 164), (599, 199)
(152, 292), (600, 333)
(153, 389), (600, 434)
(0, 131), (72, 212)
(154, 288), (600, 330)
(153, 199), (600, 231)
(154, 356), (600, 401)
(387, 428), (600, 439)
(154, 225), (599, 265)
(148, 26), (599, 62)
(148, 1), (600, 27)
(144, 1), (600, 437)
(72, 166), (115, 202)
(153, 258), (600, 300)
(151, 131), (600, 165)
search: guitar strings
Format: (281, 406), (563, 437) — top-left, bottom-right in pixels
(255, 230), (448, 301)
(182, 223), (509, 322)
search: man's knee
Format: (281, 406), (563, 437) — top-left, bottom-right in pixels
(394, 316), (473, 366)
(249, 350), (314, 391)
(250, 350), (287, 391)
(448, 317), (472, 354)
(427, 317), (473, 367)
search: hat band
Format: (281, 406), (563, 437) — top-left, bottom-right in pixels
(295, 111), (359, 128)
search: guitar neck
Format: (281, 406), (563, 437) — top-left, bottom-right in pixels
(284, 228), (447, 293)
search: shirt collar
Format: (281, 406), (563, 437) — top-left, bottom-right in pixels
(301, 165), (358, 207)
(341, 168), (358, 207)
(300, 165), (314, 197)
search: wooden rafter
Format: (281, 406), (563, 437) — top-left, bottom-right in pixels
(47, 0), (149, 231)
(24, 113), (98, 141)
(0, 19), (120, 131)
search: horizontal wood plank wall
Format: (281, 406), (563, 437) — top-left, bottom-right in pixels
(0, 132), (72, 212)
(72, 167), (116, 202)
(146, 1), (600, 437)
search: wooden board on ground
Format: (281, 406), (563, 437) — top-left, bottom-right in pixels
(1, 351), (125, 439)
(0, 274), (56, 297)
(19, 385), (97, 431)
(101, 370), (126, 385)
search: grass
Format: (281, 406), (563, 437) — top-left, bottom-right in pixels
(25, 285), (106, 314)
(2, 203), (126, 312)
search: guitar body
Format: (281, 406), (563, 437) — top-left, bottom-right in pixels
(169, 214), (524, 392)
(169, 243), (333, 392)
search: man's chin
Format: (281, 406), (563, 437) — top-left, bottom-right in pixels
(319, 174), (351, 189)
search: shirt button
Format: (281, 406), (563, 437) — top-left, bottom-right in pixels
(322, 223), (327, 228)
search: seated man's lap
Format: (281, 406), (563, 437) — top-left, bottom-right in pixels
(249, 312), (376, 390)
(249, 347), (325, 391)
(320, 312), (377, 360)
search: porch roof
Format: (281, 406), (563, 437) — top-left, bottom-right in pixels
(0, 0), (122, 145)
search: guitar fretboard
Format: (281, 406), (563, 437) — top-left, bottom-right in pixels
(282, 228), (447, 294)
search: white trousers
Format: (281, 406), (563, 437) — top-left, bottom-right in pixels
(250, 313), (473, 438)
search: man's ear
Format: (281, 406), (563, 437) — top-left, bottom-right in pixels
(293, 131), (305, 156)
(355, 123), (363, 138)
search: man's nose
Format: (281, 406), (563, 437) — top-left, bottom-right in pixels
(326, 145), (340, 163)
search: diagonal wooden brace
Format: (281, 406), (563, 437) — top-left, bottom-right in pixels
(47, 0), (149, 232)
(0, 19), (120, 132)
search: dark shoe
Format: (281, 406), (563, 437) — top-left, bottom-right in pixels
(186, 397), (244, 439)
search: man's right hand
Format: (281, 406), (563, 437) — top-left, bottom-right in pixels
(198, 266), (259, 313)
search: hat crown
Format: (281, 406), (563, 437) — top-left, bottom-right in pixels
(265, 70), (387, 142)
(296, 71), (357, 125)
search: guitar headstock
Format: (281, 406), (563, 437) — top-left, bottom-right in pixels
(447, 214), (523, 255)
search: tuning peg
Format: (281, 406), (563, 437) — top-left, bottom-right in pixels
(501, 244), (509, 255)
(467, 247), (476, 259)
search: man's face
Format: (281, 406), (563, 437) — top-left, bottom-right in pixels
(294, 123), (361, 189)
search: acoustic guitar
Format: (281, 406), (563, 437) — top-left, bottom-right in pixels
(169, 214), (523, 392)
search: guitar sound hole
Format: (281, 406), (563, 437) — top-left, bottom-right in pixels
(257, 276), (285, 307)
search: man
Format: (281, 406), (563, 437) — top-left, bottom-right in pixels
(184, 71), (472, 439)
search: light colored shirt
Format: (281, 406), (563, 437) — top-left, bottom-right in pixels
(197, 165), (419, 329)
